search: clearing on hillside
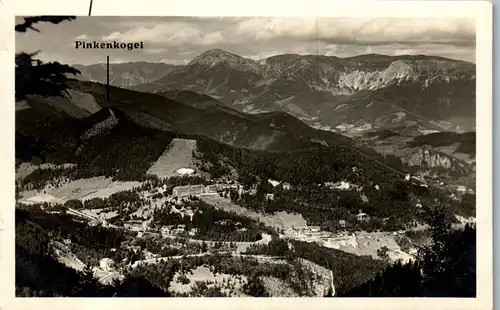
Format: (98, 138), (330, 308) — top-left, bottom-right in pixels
(147, 138), (198, 179)
(16, 163), (77, 182)
(321, 231), (414, 262)
(19, 176), (141, 204)
(169, 265), (250, 297)
(200, 195), (307, 230)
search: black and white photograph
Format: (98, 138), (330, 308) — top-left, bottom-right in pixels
(12, 11), (488, 302)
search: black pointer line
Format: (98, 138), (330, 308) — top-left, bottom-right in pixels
(88, 1), (110, 103)
(107, 55), (110, 103)
(89, 0), (93, 16)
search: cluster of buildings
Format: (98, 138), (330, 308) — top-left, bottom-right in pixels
(404, 173), (428, 187)
(206, 183), (243, 194)
(160, 224), (199, 237)
(172, 184), (210, 197)
(88, 218), (110, 227)
(292, 225), (321, 236)
(267, 179), (291, 190)
(324, 181), (361, 191)
(172, 182), (248, 198)
(290, 210), (371, 238)
(170, 180), (292, 201)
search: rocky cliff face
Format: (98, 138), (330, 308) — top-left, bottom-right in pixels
(408, 149), (452, 169)
(334, 59), (474, 93)
(405, 148), (471, 177)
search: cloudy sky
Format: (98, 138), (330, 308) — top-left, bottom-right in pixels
(15, 16), (476, 65)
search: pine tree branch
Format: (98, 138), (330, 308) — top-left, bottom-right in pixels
(15, 16), (76, 33)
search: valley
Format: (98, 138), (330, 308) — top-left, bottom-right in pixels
(15, 115), (475, 297)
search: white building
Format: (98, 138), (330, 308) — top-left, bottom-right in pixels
(265, 193), (275, 201)
(160, 225), (174, 236)
(172, 228), (185, 235)
(405, 173), (411, 181)
(183, 209), (195, 221)
(188, 228), (199, 236)
(356, 210), (370, 222)
(172, 184), (207, 197)
(309, 226), (321, 233)
(99, 258), (115, 272)
(339, 220), (346, 228)
(268, 179), (281, 187)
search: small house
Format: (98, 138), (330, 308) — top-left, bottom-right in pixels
(293, 226), (308, 231)
(99, 258), (115, 272)
(309, 226), (321, 233)
(405, 173), (411, 181)
(160, 225), (174, 236)
(265, 193), (275, 201)
(339, 220), (346, 228)
(356, 210), (370, 222)
(172, 227), (185, 235)
(181, 209), (195, 221)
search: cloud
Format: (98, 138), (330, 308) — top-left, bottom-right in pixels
(75, 34), (89, 40)
(318, 18), (475, 46)
(236, 17), (318, 41)
(144, 48), (166, 55)
(101, 22), (233, 47)
(178, 50), (197, 56)
(101, 22), (204, 44)
(15, 16), (476, 65)
(243, 50), (283, 60)
(232, 17), (475, 46)
(200, 31), (226, 45)
(393, 48), (420, 56)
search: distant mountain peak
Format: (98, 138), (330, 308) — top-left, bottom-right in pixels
(199, 49), (236, 57)
(188, 49), (261, 73)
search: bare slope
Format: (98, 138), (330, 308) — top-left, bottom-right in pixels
(147, 138), (198, 179)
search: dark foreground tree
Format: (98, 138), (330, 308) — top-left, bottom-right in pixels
(418, 204), (476, 297)
(15, 16), (80, 101)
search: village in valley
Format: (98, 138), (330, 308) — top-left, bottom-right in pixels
(15, 135), (475, 296)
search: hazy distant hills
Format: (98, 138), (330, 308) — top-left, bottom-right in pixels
(73, 62), (182, 88)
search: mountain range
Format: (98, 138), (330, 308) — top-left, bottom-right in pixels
(72, 49), (476, 136)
